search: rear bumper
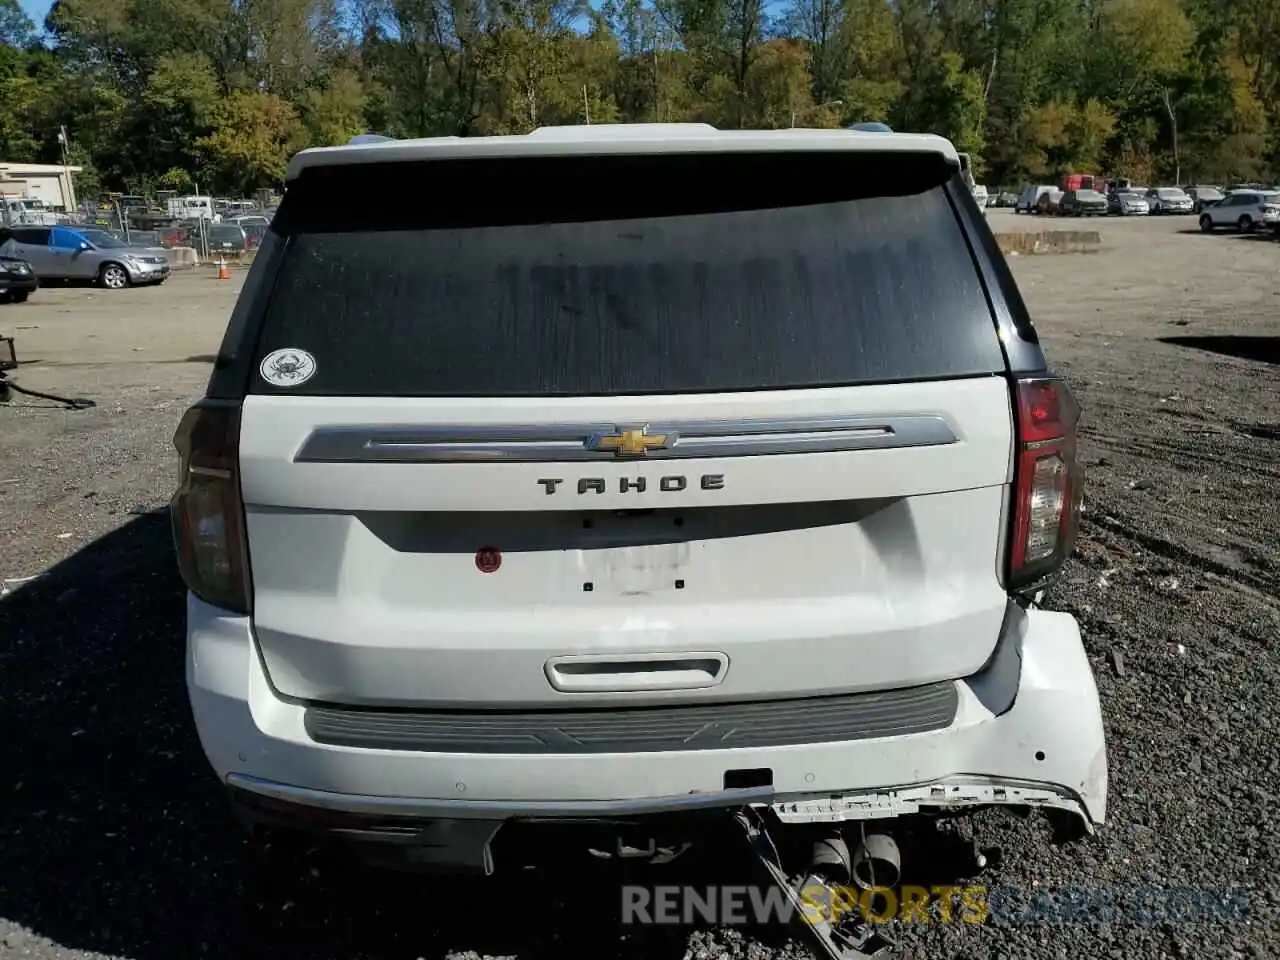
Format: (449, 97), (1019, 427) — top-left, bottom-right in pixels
(187, 596), (1107, 846)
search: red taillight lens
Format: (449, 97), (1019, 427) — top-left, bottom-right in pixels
(1008, 376), (1083, 592)
(169, 400), (251, 613)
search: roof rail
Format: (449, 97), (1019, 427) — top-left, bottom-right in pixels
(347, 133), (397, 145)
(527, 123), (718, 139)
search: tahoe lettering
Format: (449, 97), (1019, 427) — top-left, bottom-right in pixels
(537, 475), (724, 494)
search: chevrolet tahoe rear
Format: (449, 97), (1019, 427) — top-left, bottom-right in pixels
(171, 124), (1107, 882)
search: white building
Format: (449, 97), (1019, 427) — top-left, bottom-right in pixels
(0, 161), (83, 212)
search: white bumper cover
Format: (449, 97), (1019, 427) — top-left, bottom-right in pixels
(186, 596), (1107, 828)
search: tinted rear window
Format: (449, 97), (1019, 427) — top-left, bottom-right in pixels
(247, 152), (1003, 397)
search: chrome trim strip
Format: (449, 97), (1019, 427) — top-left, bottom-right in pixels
(226, 772), (775, 819)
(293, 415), (958, 463)
(189, 465), (233, 479)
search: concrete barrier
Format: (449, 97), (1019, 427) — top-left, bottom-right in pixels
(166, 246), (200, 269)
(204, 248), (257, 268)
(994, 230), (1102, 255)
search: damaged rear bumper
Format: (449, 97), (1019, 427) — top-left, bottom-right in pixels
(188, 598), (1107, 869)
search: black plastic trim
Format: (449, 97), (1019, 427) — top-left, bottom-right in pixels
(944, 177), (1047, 374)
(303, 683), (960, 754)
(961, 600), (1023, 717)
(229, 787), (502, 874)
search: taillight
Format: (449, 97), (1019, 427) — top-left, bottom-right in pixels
(169, 399), (251, 613)
(1007, 376), (1083, 592)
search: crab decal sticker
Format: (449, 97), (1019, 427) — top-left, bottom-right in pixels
(260, 348), (317, 387)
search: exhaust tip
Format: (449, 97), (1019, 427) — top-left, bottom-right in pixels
(810, 835), (852, 884)
(850, 833), (901, 889)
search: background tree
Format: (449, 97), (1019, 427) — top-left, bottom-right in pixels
(1, 0), (1276, 195)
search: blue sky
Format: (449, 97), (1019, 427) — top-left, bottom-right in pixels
(20, 0), (51, 27)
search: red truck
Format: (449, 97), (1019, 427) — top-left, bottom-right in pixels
(1061, 173), (1103, 192)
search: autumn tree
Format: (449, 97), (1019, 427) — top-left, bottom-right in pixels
(16, 0), (1280, 194)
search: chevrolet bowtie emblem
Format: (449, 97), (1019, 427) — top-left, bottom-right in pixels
(587, 426), (677, 457)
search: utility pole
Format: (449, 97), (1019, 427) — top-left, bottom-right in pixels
(56, 125), (76, 212)
(583, 85), (590, 125)
(1161, 87), (1181, 186)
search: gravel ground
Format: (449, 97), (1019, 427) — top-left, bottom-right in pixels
(2, 219), (1279, 960)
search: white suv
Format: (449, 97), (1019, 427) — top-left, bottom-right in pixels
(171, 124), (1106, 888)
(1199, 190), (1280, 232)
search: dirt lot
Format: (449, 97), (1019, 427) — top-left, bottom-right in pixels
(2, 216), (1279, 960)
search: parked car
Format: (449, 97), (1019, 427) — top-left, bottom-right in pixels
(1107, 189), (1150, 216)
(0, 225), (170, 289)
(204, 223), (248, 255)
(1034, 188), (1064, 214)
(997, 191), (1018, 207)
(1186, 185), (1224, 212)
(0, 254), (38, 303)
(171, 125), (1105, 881)
(121, 229), (164, 249)
(157, 225), (191, 248)
(1058, 189), (1108, 216)
(1145, 187), (1194, 214)
(240, 222), (269, 250)
(1198, 190), (1280, 233)
(1015, 184), (1055, 213)
(226, 214), (272, 228)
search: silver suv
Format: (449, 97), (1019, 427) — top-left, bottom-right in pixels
(171, 125), (1107, 887)
(0, 225), (170, 288)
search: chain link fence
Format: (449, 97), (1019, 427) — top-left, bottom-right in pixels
(59, 203), (269, 261)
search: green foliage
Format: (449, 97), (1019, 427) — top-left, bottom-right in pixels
(196, 92), (304, 192)
(157, 167), (196, 192)
(2, 0), (1278, 196)
(0, 0), (35, 48)
(900, 52), (986, 156)
(300, 69), (369, 145)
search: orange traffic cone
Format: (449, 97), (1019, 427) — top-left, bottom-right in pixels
(217, 258), (231, 281)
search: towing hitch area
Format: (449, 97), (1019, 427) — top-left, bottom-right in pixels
(234, 786), (995, 960)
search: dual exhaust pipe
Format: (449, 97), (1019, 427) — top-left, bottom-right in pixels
(811, 831), (901, 890)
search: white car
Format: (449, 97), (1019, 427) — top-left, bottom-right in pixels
(171, 124), (1106, 889)
(1108, 190), (1150, 216)
(1145, 187), (1194, 214)
(1015, 184), (1056, 213)
(1198, 190), (1280, 233)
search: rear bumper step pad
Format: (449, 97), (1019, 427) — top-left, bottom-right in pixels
(303, 683), (958, 753)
